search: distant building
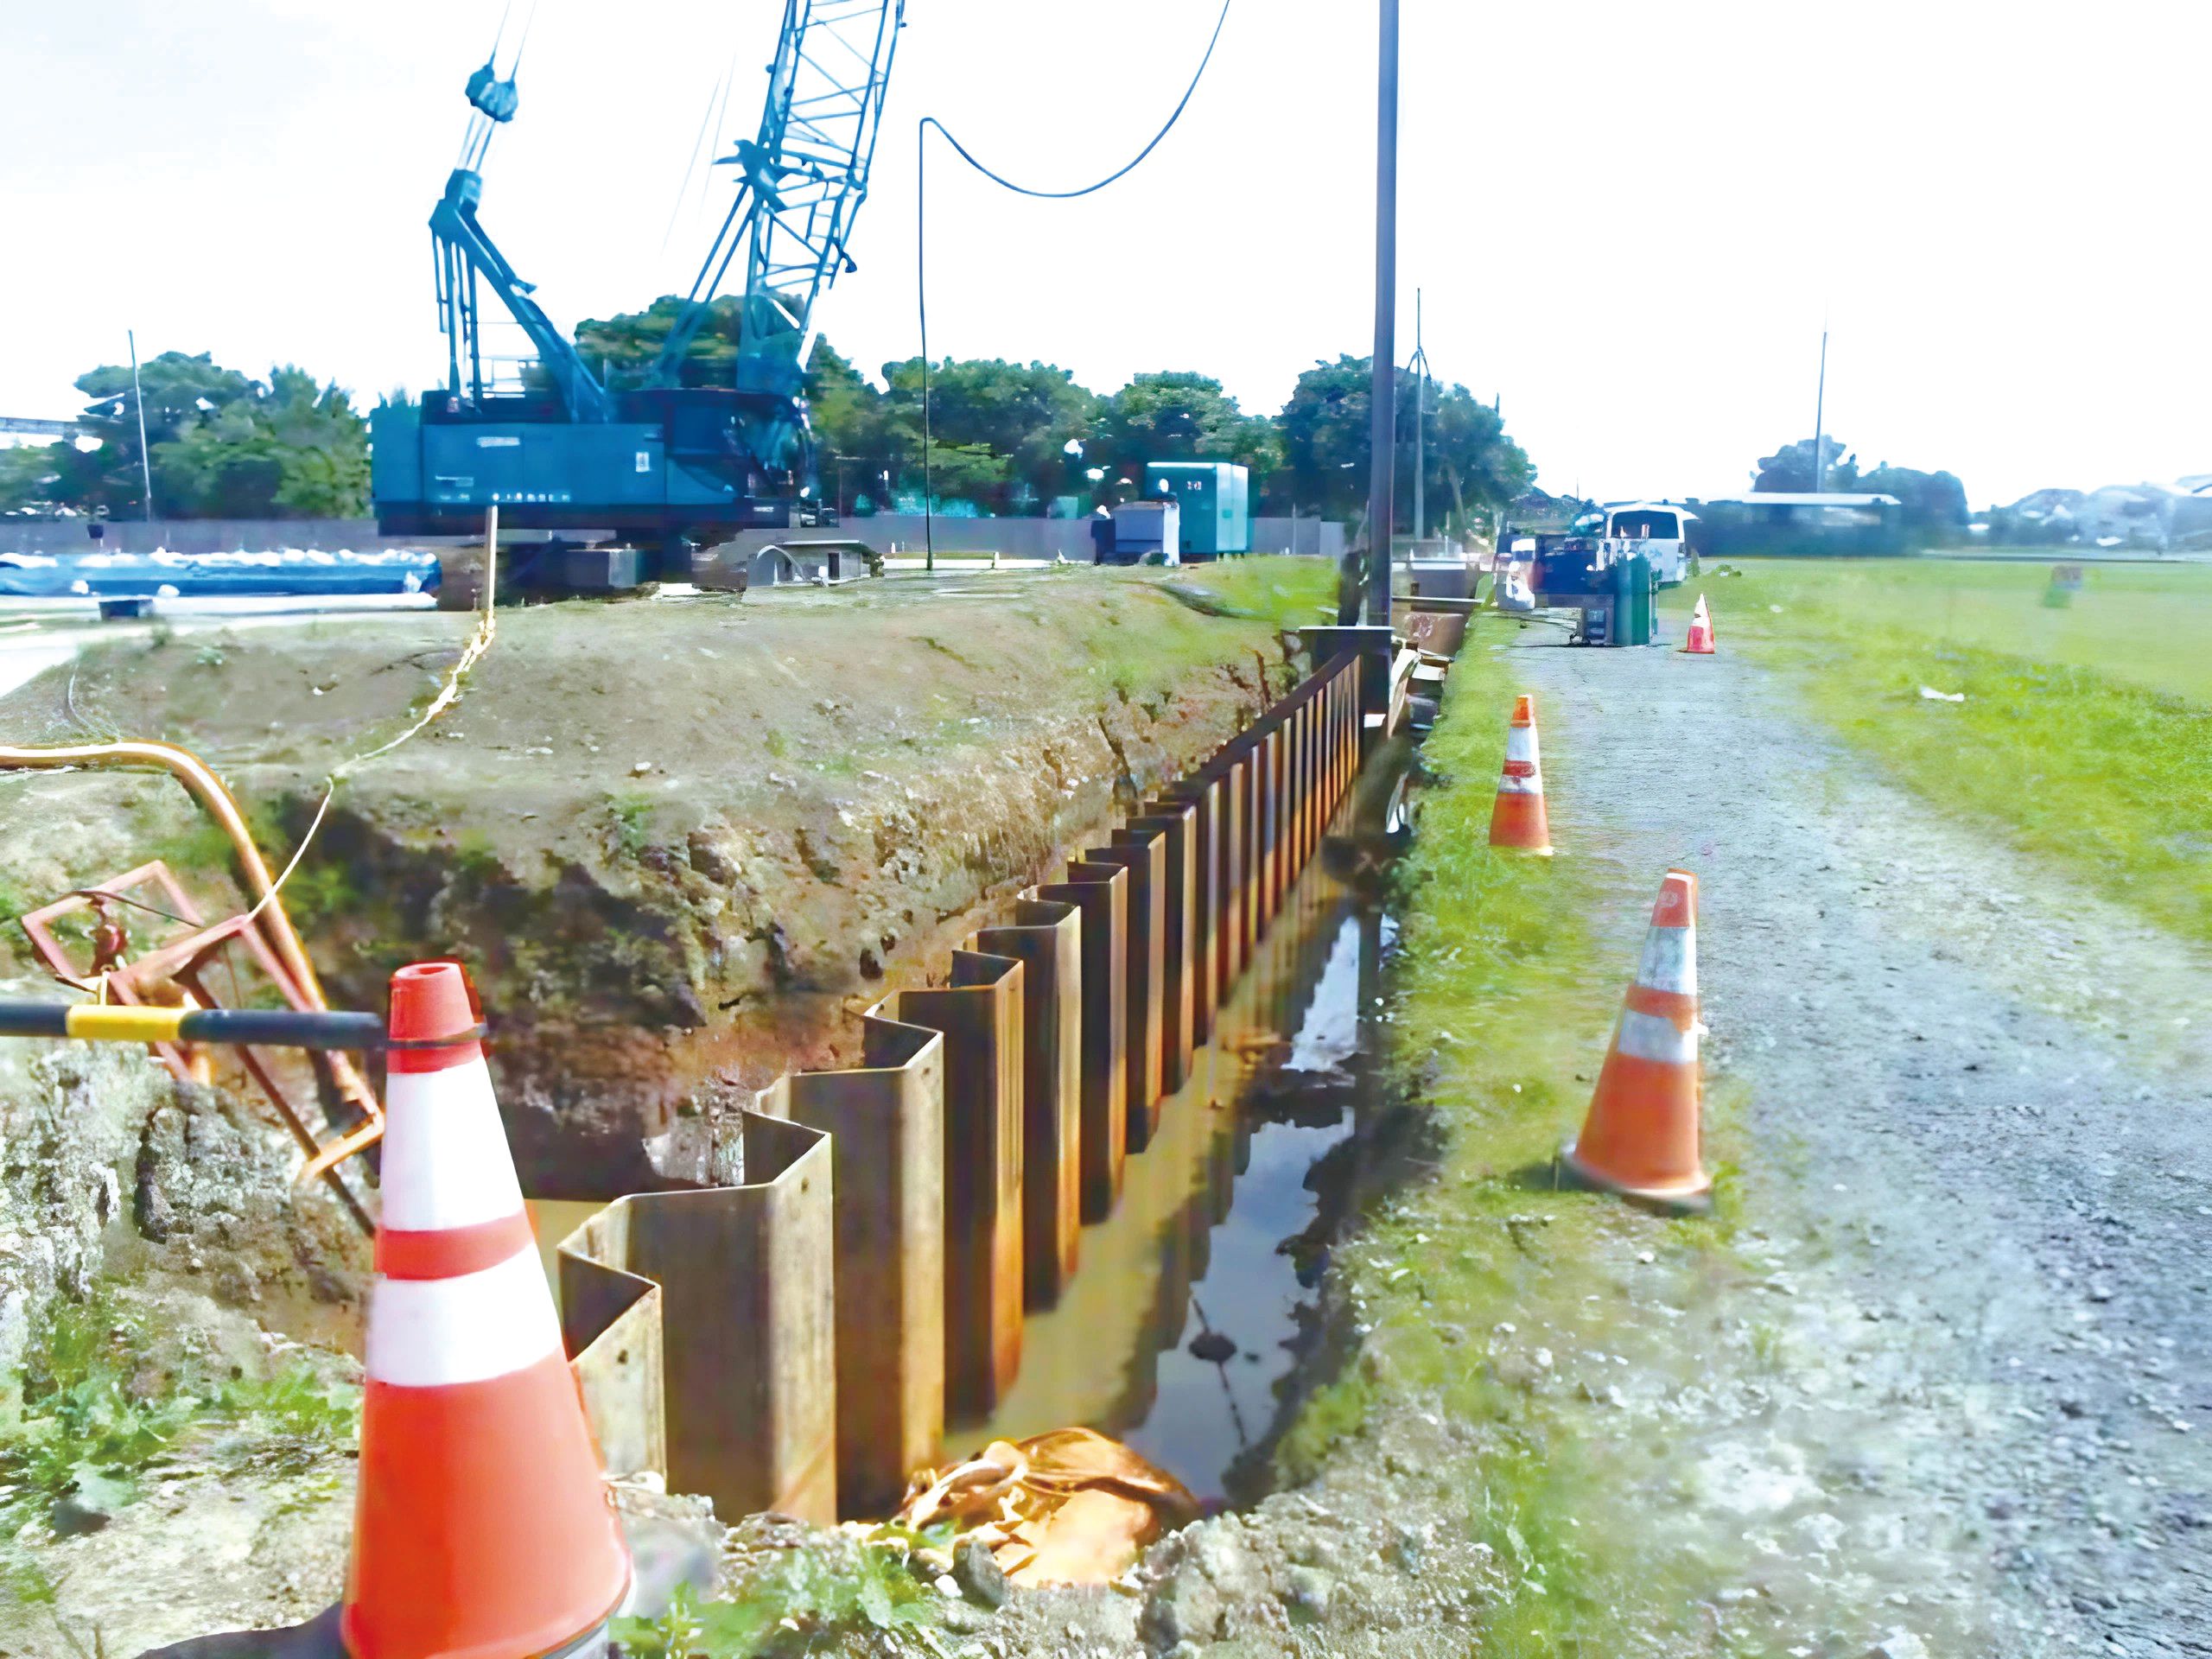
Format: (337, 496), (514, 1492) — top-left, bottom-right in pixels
(1993, 478), (2212, 551)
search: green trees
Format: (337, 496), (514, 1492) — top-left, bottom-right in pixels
(0, 321), (1539, 534)
(1093, 372), (1281, 481)
(1753, 437), (1859, 494)
(1276, 356), (1532, 535)
(1751, 436), (1969, 541)
(0, 353), (369, 521)
(1857, 464), (1968, 538)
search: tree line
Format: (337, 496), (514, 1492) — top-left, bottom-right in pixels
(0, 353), (371, 522)
(1751, 436), (1969, 539)
(3, 306), (1534, 533)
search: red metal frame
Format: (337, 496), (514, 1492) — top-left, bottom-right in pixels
(21, 861), (374, 1231)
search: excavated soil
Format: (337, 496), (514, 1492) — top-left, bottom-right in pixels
(0, 570), (1316, 1193)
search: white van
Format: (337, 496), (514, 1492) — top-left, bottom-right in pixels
(1602, 501), (1697, 587)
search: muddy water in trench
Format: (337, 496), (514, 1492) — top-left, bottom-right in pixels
(963, 822), (1395, 1504)
(525, 755), (1405, 1507)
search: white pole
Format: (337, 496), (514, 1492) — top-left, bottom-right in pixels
(128, 329), (155, 522)
(1810, 328), (1828, 496)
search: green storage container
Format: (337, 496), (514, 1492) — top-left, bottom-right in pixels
(1611, 554), (1656, 645)
(1142, 462), (1250, 558)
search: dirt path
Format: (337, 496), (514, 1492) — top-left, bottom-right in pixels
(1514, 632), (2212, 1657)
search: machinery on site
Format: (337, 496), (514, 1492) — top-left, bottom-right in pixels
(1599, 500), (1697, 587)
(1493, 524), (1657, 645)
(372, 3), (905, 588)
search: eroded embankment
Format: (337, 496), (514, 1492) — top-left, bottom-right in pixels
(0, 565), (1329, 1193)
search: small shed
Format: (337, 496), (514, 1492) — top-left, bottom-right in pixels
(1107, 500), (1181, 565)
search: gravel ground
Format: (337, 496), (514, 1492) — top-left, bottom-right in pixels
(1514, 630), (2212, 1657)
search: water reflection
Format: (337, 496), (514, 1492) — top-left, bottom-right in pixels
(964, 807), (1395, 1504)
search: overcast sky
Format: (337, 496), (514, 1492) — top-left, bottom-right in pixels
(3, 0), (2204, 507)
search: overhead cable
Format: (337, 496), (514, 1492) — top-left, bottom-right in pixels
(914, 0), (1235, 568)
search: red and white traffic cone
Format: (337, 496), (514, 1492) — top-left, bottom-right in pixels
(1487, 694), (1554, 855)
(1682, 594), (1715, 655)
(343, 960), (629, 1659)
(1562, 870), (1711, 1208)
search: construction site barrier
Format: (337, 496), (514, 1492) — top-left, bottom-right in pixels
(560, 1111), (837, 1523)
(1125, 802), (1198, 1096)
(0, 1001), (386, 1049)
(1080, 831), (1167, 1152)
(771, 1012), (946, 1518)
(1150, 778), (1220, 1049)
(1033, 866), (1128, 1222)
(871, 951), (1027, 1421)
(975, 898), (1085, 1311)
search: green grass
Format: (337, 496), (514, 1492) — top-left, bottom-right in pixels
(1272, 621), (1745, 1651)
(1686, 558), (2212, 944)
(0, 1287), (360, 1601)
(1689, 555), (2212, 702)
(1153, 554), (1338, 637)
(610, 1527), (952, 1656)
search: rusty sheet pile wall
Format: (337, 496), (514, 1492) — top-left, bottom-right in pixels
(559, 635), (1431, 1522)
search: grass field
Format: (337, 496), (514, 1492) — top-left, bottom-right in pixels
(1681, 556), (2212, 702)
(1670, 556), (2212, 945)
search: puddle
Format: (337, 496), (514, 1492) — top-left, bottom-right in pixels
(963, 796), (1397, 1504)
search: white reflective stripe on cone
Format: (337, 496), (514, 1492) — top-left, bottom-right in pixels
(1615, 1009), (1698, 1065)
(1504, 727), (1541, 766)
(1636, 925), (1697, 995)
(365, 1248), (563, 1389)
(379, 1059), (529, 1233)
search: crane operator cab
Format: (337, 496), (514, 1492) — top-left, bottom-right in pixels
(1599, 501), (1698, 588)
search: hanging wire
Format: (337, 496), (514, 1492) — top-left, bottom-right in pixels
(915, 0), (1235, 569)
(661, 67), (731, 258)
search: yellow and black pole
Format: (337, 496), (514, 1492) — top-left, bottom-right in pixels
(0, 1001), (385, 1052)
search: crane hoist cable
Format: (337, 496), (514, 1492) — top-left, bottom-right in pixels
(913, 0), (1235, 568)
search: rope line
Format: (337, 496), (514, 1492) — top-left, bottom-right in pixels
(244, 529), (500, 924)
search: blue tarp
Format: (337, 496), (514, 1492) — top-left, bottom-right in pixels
(0, 549), (442, 601)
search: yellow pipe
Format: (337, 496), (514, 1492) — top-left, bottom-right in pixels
(0, 739), (384, 1152)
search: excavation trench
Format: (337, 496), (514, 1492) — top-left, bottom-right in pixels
(526, 703), (1414, 1520)
(963, 769), (1402, 1505)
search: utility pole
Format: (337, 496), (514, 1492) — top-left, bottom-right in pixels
(127, 329), (155, 522)
(1410, 288), (1429, 543)
(1810, 328), (1828, 496)
(1358, 0), (1400, 627)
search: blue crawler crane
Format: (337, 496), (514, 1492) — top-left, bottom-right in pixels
(372, 2), (904, 586)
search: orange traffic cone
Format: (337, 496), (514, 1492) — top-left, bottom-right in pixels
(1487, 694), (1554, 855)
(343, 961), (629, 1659)
(1562, 870), (1710, 1208)
(1682, 594), (1715, 655)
